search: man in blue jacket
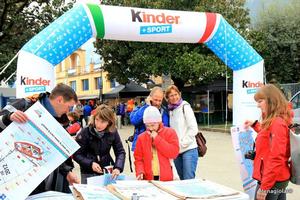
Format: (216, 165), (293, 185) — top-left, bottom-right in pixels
(130, 86), (169, 151)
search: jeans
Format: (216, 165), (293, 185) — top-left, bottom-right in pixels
(255, 181), (288, 200)
(174, 148), (198, 180)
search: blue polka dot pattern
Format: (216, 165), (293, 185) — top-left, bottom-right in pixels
(22, 4), (93, 66)
(206, 17), (262, 71)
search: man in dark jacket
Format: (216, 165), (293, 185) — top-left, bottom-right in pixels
(130, 87), (169, 151)
(0, 83), (79, 194)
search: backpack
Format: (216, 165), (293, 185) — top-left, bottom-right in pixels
(182, 104), (207, 157)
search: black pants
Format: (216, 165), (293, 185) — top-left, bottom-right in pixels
(255, 181), (288, 200)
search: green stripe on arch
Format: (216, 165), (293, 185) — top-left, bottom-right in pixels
(87, 4), (105, 38)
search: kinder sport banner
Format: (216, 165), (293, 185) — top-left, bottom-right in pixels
(16, 3), (263, 124)
(16, 3), (264, 199)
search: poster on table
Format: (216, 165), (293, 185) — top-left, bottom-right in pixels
(107, 179), (249, 200)
(0, 101), (80, 200)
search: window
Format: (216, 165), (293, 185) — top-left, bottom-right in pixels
(291, 91), (300, 124)
(82, 79), (89, 91)
(110, 79), (116, 88)
(291, 92), (300, 109)
(70, 54), (80, 67)
(95, 77), (103, 89)
(70, 81), (76, 91)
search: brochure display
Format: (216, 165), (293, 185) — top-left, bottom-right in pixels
(25, 179), (249, 200)
(107, 179), (249, 200)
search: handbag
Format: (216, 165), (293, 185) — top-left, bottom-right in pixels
(195, 131), (207, 157)
(182, 104), (207, 157)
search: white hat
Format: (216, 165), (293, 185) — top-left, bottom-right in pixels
(143, 106), (162, 124)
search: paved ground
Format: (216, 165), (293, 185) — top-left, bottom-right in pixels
(74, 125), (299, 199)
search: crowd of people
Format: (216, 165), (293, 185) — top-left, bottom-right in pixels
(0, 83), (294, 200)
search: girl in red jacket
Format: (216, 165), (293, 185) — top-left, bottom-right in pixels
(244, 84), (292, 200)
(134, 106), (179, 181)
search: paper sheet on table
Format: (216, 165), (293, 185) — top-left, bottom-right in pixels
(26, 191), (74, 200)
(87, 174), (135, 186)
(72, 184), (119, 200)
(111, 180), (178, 200)
(151, 179), (246, 199)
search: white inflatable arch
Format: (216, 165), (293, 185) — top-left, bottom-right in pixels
(17, 3), (264, 125)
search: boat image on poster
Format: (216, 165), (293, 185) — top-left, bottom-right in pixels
(14, 141), (43, 160)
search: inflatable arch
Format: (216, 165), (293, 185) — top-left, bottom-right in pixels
(16, 3), (264, 125)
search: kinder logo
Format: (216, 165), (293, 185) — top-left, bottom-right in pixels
(242, 80), (264, 88)
(242, 80), (264, 94)
(20, 76), (50, 86)
(131, 9), (180, 24)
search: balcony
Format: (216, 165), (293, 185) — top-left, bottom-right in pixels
(68, 68), (76, 75)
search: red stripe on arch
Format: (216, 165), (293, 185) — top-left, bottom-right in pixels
(198, 13), (217, 43)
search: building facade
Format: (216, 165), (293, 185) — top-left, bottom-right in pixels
(55, 49), (115, 100)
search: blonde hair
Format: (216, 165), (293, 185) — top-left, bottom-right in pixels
(165, 85), (181, 100)
(254, 84), (292, 129)
(90, 104), (116, 132)
(150, 86), (163, 96)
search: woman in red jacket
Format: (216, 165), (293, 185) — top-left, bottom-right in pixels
(134, 106), (179, 181)
(245, 84), (292, 200)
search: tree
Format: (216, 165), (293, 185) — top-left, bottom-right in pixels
(253, 0), (300, 83)
(95, 0), (251, 89)
(0, 0), (74, 84)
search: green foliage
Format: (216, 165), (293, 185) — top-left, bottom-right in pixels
(96, 0), (250, 88)
(0, 0), (74, 84)
(254, 0), (300, 83)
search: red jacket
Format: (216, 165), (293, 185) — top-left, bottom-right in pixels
(67, 122), (81, 136)
(252, 117), (290, 190)
(134, 125), (179, 181)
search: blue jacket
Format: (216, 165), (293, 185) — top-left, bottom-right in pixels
(83, 105), (92, 117)
(129, 104), (169, 151)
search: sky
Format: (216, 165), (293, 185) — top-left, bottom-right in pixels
(245, 0), (291, 24)
(80, 38), (102, 67)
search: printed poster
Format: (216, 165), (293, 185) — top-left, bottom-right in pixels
(0, 101), (80, 200)
(231, 126), (257, 200)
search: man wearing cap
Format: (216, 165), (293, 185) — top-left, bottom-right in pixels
(134, 106), (179, 181)
(130, 86), (169, 151)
